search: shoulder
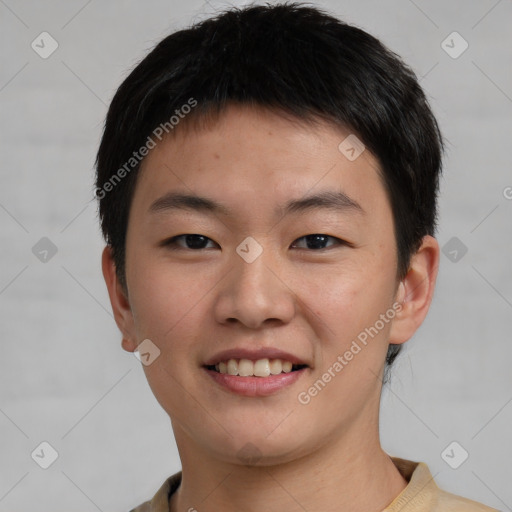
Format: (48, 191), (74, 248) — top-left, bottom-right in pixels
(387, 457), (499, 512)
(129, 502), (150, 512)
(434, 488), (500, 512)
(129, 471), (182, 512)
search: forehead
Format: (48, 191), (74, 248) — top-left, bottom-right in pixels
(132, 104), (389, 223)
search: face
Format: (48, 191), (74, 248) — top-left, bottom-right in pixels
(105, 104), (432, 465)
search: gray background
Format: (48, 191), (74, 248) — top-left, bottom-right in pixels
(1, 0), (511, 510)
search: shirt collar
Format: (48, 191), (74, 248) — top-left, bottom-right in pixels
(143, 457), (436, 511)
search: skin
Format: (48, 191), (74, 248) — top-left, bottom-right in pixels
(102, 104), (439, 512)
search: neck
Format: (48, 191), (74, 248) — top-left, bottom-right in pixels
(169, 418), (407, 512)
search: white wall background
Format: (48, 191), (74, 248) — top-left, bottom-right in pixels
(1, 0), (511, 510)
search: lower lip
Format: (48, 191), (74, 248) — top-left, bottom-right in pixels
(203, 367), (307, 397)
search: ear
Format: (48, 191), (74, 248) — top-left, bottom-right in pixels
(388, 235), (440, 345)
(101, 246), (138, 352)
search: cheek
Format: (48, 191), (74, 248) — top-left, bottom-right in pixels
(126, 248), (199, 340)
(127, 257), (206, 412)
(304, 253), (396, 350)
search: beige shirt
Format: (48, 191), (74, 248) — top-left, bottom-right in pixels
(130, 457), (499, 512)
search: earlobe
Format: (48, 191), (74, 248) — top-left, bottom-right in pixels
(388, 235), (440, 345)
(121, 337), (136, 352)
(101, 246), (138, 352)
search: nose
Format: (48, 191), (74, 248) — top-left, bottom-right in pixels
(213, 246), (296, 329)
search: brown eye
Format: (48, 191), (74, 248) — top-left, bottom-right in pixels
(162, 234), (217, 250)
(291, 234), (345, 250)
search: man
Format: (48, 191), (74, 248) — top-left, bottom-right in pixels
(96, 3), (498, 511)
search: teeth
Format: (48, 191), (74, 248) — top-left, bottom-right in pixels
(282, 360), (292, 373)
(227, 359), (238, 375)
(254, 359), (270, 377)
(269, 359), (283, 375)
(213, 358), (301, 377)
(238, 359), (254, 377)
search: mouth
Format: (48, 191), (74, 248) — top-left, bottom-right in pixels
(204, 358), (309, 378)
(202, 348), (310, 396)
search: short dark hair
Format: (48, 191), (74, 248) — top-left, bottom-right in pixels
(95, 1), (444, 368)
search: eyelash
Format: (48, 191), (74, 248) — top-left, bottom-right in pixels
(161, 234), (350, 251)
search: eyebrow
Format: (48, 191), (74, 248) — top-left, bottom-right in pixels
(148, 189), (365, 218)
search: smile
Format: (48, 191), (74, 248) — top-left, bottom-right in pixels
(203, 360), (309, 397)
(205, 358), (308, 377)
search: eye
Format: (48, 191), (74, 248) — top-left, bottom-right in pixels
(291, 234), (346, 250)
(161, 233), (349, 251)
(161, 234), (218, 250)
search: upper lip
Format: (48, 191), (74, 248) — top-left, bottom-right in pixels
(203, 347), (308, 366)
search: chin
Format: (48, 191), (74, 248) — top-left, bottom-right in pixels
(200, 429), (311, 467)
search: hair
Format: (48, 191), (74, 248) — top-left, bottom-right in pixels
(95, 1), (444, 370)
